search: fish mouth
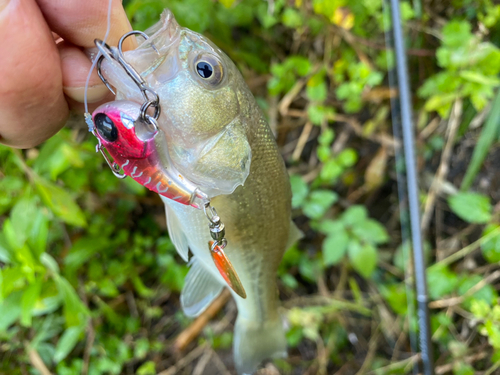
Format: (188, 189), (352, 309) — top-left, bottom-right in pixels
(123, 10), (181, 77)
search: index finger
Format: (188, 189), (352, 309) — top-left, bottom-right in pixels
(35, 0), (136, 50)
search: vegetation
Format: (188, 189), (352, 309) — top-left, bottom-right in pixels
(2, 0), (500, 373)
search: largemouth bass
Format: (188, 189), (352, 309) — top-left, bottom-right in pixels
(91, 10), (301, 374)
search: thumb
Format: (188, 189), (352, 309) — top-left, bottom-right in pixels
(0, 0), (68, 148)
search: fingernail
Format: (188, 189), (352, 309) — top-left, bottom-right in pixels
(63, 85), (110, 104)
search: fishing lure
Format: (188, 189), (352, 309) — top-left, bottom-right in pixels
(85, 32), (246, 299)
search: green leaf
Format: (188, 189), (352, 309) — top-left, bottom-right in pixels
(302, 190), (338, 219)
(323, 228), (349, 266)
(286, 326), (304, 348)
(441, 20), (472, 48)
(54, 276), (89, 327)
(461, 90), (500, 190)
(379, 284), (408, 315)
(348, 240), (377, 278)
(351, 219), (389, 245)
(320, 159), (343, 182)
(427, 264), (459, 300)
(400, 1), (415, 20)
(0, 291), (22, 331)
(448, 192), (492, 224)
(453, 363), (475, 375)
(281, 274), (298, 289)
(28, 210), (49, 258)
(337, 148), (358, 167)
(3, 218), (25, 251)
(282, 8), (303, 28)
(458, 275), (497, 309)
(481, 224), (500, 263)
(10, 197), (35, 247)
(298, 256), (321, 283)
(287, 56), (311, 77)
(318, 128), (335, 146)
(20, 280), (42, 327)
(318, 219), (344, 235)
(34, 176), (86, 227)
(316, 145), (331, 162)
(54, 325), (84, 363)
(3, 219), (36, 275)
(290, 175), (309, 209)
(341, 205), (368, 227)
(460, 70), (500, 86)
(306, 80), (328, 102)
(312, 0), (335, 22)
(65, 237), (110, 271)
(0, 235), (12, 264)
(134, 338), (150, 359)
(470, 299), (490, 319)
(137, 361), (156, 375)
(308, 104), (334, 125)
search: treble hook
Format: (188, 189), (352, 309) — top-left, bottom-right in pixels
(95, 31), (161, 122)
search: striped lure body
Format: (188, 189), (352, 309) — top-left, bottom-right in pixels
(92, 100), (204, 208)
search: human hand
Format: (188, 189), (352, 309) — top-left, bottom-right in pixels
(0, 0), (136, 148)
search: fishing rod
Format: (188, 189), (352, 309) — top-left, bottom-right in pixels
(386, 0), (434, 373)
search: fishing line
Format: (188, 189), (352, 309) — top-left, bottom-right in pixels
(83, 0), (114, 130)
(383, 0), (434, 373)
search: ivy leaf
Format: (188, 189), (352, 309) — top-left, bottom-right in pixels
(348, 240), (377, 278)
(448, 192), (492, 224)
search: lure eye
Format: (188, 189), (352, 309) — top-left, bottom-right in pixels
(95, 113), (118, 142)
(194, 54), (223, 86)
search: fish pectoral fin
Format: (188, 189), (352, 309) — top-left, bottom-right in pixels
(180, 257), (224, 317)
(163, 197), (189, 262)
(286, 220), (303, 251)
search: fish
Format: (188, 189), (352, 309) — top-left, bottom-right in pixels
(91, 9), (301, 375)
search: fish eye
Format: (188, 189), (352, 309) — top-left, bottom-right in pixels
(95, 113), (118, 142)
(193, 55), (223, 86)
(196, 61), (213, 78)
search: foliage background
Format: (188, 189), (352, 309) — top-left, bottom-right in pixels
(2, 0), (500, 374)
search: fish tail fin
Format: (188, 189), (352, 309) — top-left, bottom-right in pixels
(233, 315), (287, 375)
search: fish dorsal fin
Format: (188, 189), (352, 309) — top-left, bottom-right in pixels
(163, 200), (189, 262)
(181, 257), (224, 317)
(286, 220), (303, 250)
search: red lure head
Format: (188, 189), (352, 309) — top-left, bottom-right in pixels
(92, 101), (157, 159)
